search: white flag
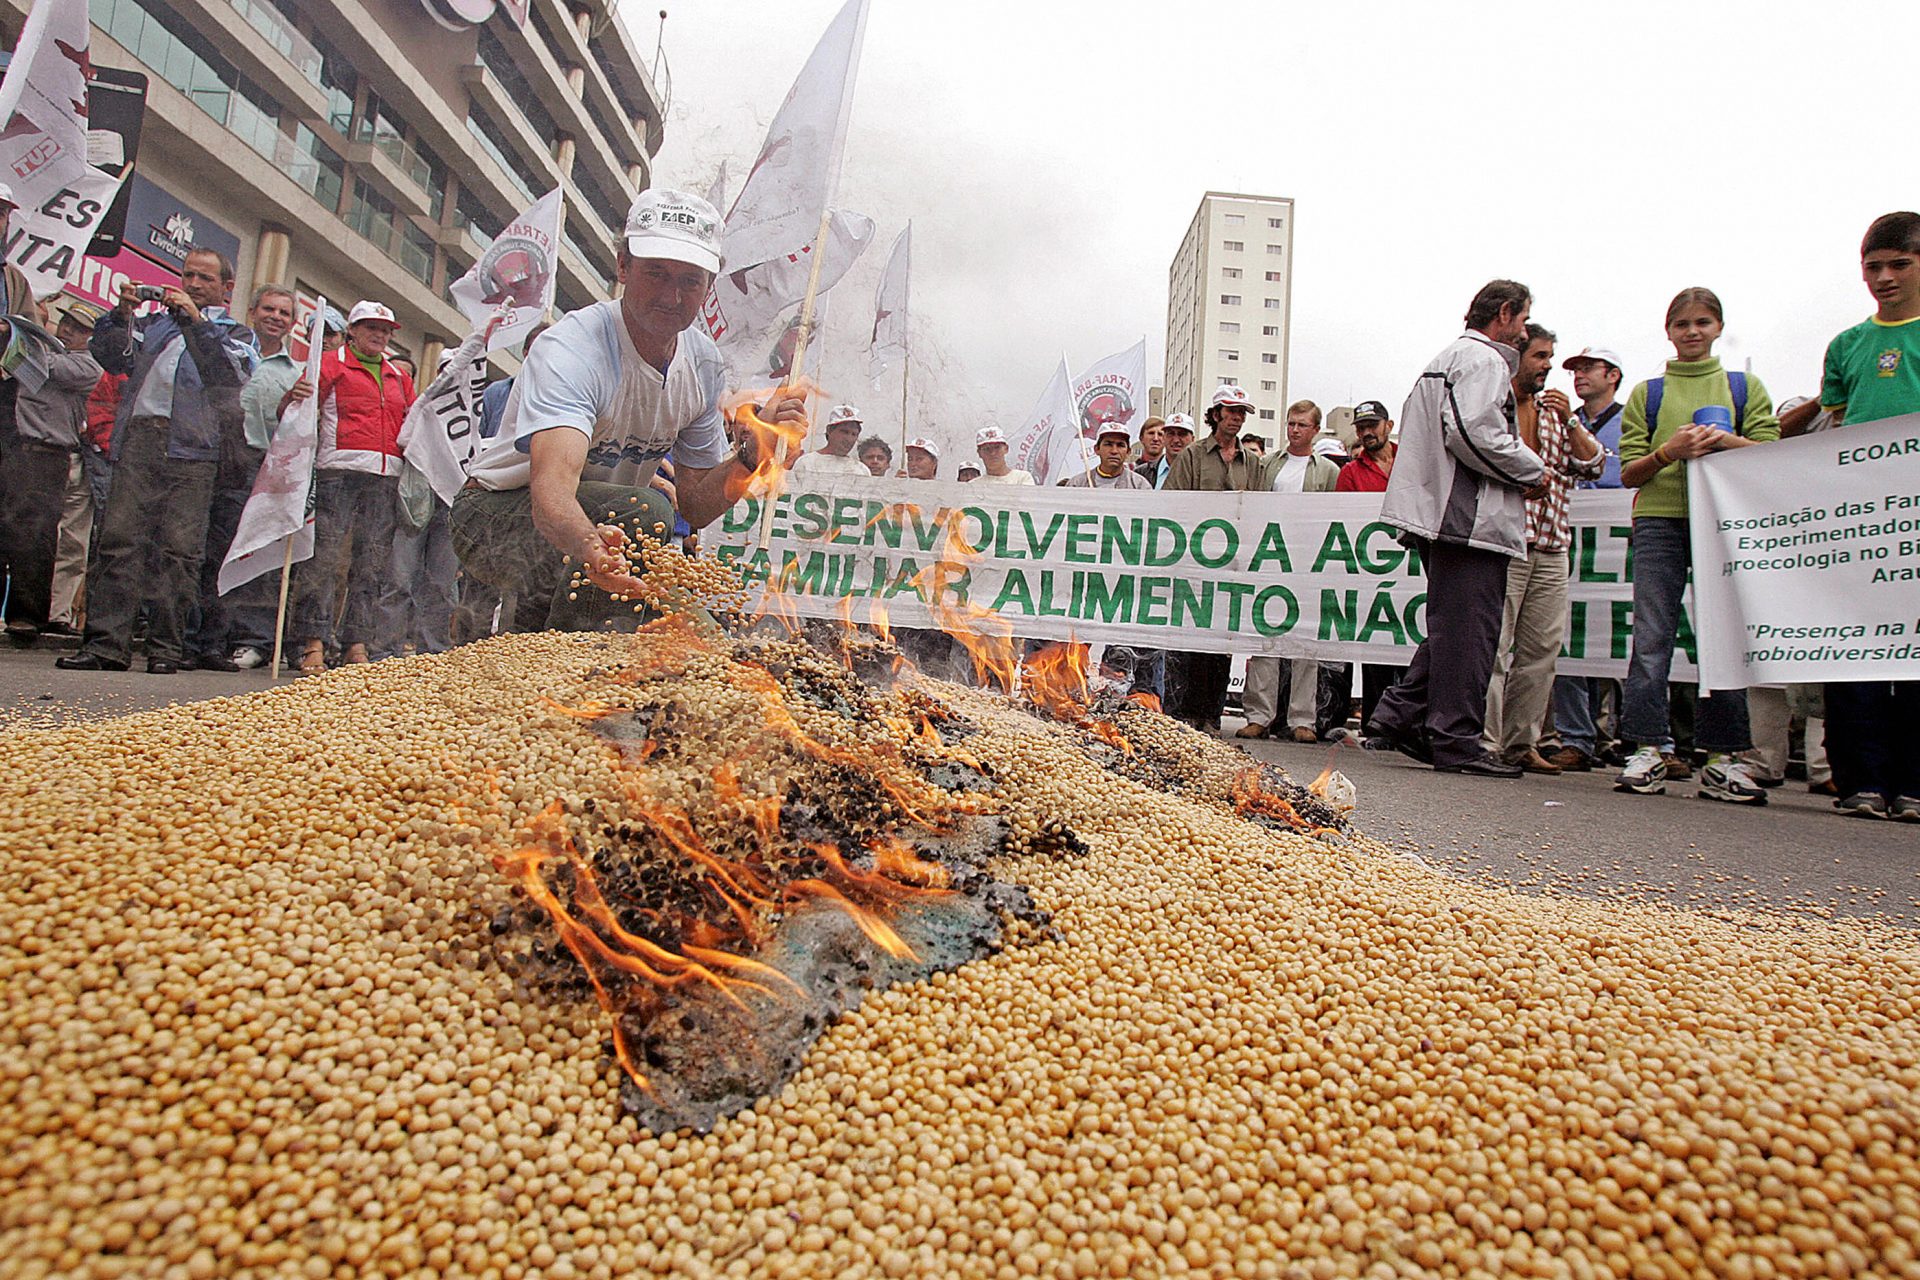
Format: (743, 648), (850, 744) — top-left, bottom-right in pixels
(219, 303), (327, 595)
(447, 185), (562, 353)
(1007, 357), (1078, 483)
(0, 0), (126, 295)
(699, 207), (872, 372)
(719, 0), (868, 273)
(868, 223), (909, 381)
(397, 319), (495, 506)
(703, 160), (728, 215)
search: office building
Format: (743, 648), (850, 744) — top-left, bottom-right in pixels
(1165, 191), (1294, 423)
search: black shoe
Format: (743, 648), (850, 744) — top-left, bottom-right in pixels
(1435, 754), (1523, 778)
(146, 658), (180, 675)
(55, 652), (129, 672)
(6, 623), (38, 648)
(191, 653), (241, 672)
(39, 621), (80, 638)
(1372, 721), (1433, 765)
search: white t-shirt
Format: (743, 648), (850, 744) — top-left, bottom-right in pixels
(974, 468), (1035, 486)
(1269, 451), (1312, 494)
(788, 449), (869, 479)
(466, 301), (729, 492)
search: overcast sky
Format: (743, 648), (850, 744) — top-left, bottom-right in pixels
(642, 1), (1895, 459)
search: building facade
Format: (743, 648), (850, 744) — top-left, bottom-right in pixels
(1164, 191), (1294, 425)
(0, 0), (664, 369)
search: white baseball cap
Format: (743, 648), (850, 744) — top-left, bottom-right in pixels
(1210, 384), (1256, 412)
(624, 188), (724, 274)
(1311, 436), (1346, 459)
(346, 300), (398, 329)
(975, 425), (1008, 447)
(1162, 412), (1196, 434)
(1562, 346), (1624, 372)
(906, 437), (941, 460)
(1094, 420), (1132, 442)
(825, 404), (862, 430)
(0, 183), (16, 209)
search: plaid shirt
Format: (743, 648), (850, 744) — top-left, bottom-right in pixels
(1524, 397), (1604, 550)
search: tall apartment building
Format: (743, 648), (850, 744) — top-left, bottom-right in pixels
(1164, 192), (1294, 425)
(0, 0), (665, 369)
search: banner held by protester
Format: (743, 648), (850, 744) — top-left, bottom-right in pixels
(218, 300), (328, 595)
(447, 186), (561, 355)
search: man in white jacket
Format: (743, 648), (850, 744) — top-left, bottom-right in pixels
(1369, 280), (1546, 776)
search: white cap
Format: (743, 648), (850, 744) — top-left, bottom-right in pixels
(825, 404), (862, 429)
(975, 425), (1008, 447)
(1162, 412), (1196, 434)
(0, 182), (16, 208)
(1562, 346), (1625, 372)
(346, 300), (398, 329)
(624, 188), (723, 273)
(906, 436), (940, 460)
(1209, 384), (1256, 412)
(1311, 436), (1346, 459)
(1094, 420), (1131, 442)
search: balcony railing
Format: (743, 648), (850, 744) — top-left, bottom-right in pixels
(356, 124), (434, 195)
(227, 0), (324, 87)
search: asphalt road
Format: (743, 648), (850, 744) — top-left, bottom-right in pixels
(0, 644), (1913, 928)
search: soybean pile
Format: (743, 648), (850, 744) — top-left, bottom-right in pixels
(3, 630), (1919, 1280)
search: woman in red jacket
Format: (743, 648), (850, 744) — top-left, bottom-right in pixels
(291, 301), (416, 671)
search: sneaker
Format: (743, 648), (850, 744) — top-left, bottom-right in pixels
(1614, 746), (1668, 795)
(1662, 752), (1694, 781)
(1698, 755), (1767, 805)
(230, 646), (267, 670)
(1892, 796), (1920, 822)
(1835, 792), (1889, 820)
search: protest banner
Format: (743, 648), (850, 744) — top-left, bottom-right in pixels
(702, 479), (1690, 678)
(447, 185), (560, 355)
(1689, 412), (1920, 691)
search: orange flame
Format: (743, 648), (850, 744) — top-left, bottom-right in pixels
(1022, 642), (1091, 719)
(538, 696), (624, 721)
(910, 509), (1019, 693)
(1229, 767), (1336, 835)
(723, 393), (814, 508)
(787, 879), (919, 960)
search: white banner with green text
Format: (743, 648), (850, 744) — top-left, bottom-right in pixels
(706, 479), (1696, 679)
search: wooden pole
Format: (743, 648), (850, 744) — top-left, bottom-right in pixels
(899, 354), (909, 465)
(758, 207), (837, 544)
(270, 539), (294, 681)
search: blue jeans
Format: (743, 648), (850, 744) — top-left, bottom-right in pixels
(1618, 517), (1750, 753)
(1553, 675), (1613, 758)
(374, 502), (456, 658)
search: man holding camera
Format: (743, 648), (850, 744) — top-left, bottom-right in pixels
(59, 247), (255, 673)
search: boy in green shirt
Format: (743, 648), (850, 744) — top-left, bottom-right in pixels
(1819, 211), (1920, 820)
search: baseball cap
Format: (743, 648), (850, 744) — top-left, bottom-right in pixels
(1162, 412), (1196, 434)
(957, 464), (982, 477)
(825, 404), (862, 429)
(1209, 384), (1256, 412)
(346, 300), (398, 329)
(0, 183), (16, 209)
(906, 436), (940, 460)
(1352, 399), (1391, 423)
(321, 304), (348, 334)
(1095, 421), (1131, 442)
(1561, 346), (1624, 372)
(1311, 436), (1347, 459)
(975, 425), (1008, 447)
(624, 188), (723, 274)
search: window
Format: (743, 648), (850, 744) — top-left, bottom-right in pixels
(1222, 240), (1243, 252)
(1266, 244), (1284, 255)
(569, 164), (627, 244)
(1265, 271), (1282, 282)
(468, 109), (540, 202)
(288, 124), (345, 210)
(1267, 217), (1284, 229)
(478, 27), (560, 143)
(346, 178), (435, 284)
(1219, 294), (1240, 306)
(1219, 322), (1240, 334)
(1259, 409), (1276, 420)
(1218, 375), (1235, 385)
(1264, 298), (1281, 310)
(1223, 213), (1245, 225)
(1261, 353), (1279, 365)
(1218, 349), (1239, 362)
(1221, 267), (1241, 280)
(1262, 326), (1278, 337)
(1260, 380), (1276, 392)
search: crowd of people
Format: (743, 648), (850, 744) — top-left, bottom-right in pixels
(0, 182), (1911, 822)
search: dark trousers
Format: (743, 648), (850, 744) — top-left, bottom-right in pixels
(1824, 680), (1920, 802)
(450, 480), (675, 633)
(0, 436), (74, 630)
(1371, 539), (1510, 767)
(82, 419), (218, 665)
(374, 502), (456, 658)
(294, 471), (398, 649)
(1360, 663), (1404, 735)
(192, 443), (275, 658)
(1167, 651), (1231, 727)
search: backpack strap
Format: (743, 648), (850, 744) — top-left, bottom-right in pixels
(1728, 371), (1748, 434)
(1644, 377), (1665, 438)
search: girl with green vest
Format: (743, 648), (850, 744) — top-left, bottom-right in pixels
(1613, 287), (1780, 802)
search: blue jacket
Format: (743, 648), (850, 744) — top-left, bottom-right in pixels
(91, 306), (255, 463)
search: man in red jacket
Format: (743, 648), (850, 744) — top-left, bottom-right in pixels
(291, 300), (416, 671)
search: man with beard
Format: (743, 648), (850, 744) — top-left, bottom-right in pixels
(1337, 400), (1407, 735)
(1481, 324), (1602, 772)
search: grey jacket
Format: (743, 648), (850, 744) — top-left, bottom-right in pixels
(14, 348), (104, 449)
(1380, 331), (1544, 557)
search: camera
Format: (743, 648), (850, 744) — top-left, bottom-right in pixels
(132, 284), (169, 303)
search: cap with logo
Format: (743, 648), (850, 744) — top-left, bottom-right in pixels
(1311, 436), (1347, 460)
(1352, 399), (1391, 424)
(346, 300), (399, 329)
(1095, 420), (1133, 442)
(1209, 384), (1257, 412)
(975, 425), (1008, 447)
(825, 404), (862, 430)
(1561, 346), (1624, 372)
(59, 300), (106, 329)
(1162, 412), (1196, 434)
(906, 437), (941, 460)
(624, 189), (724, 274)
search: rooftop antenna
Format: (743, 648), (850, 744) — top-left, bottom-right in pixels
(652, 9), (666, 80)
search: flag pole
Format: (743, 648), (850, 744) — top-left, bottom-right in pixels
(270, 541), (294, 681)
(758, 206), (836, 543)
(899, 356), (909, 467)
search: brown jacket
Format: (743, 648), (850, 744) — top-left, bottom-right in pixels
(1164, 432), (1266, 492)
